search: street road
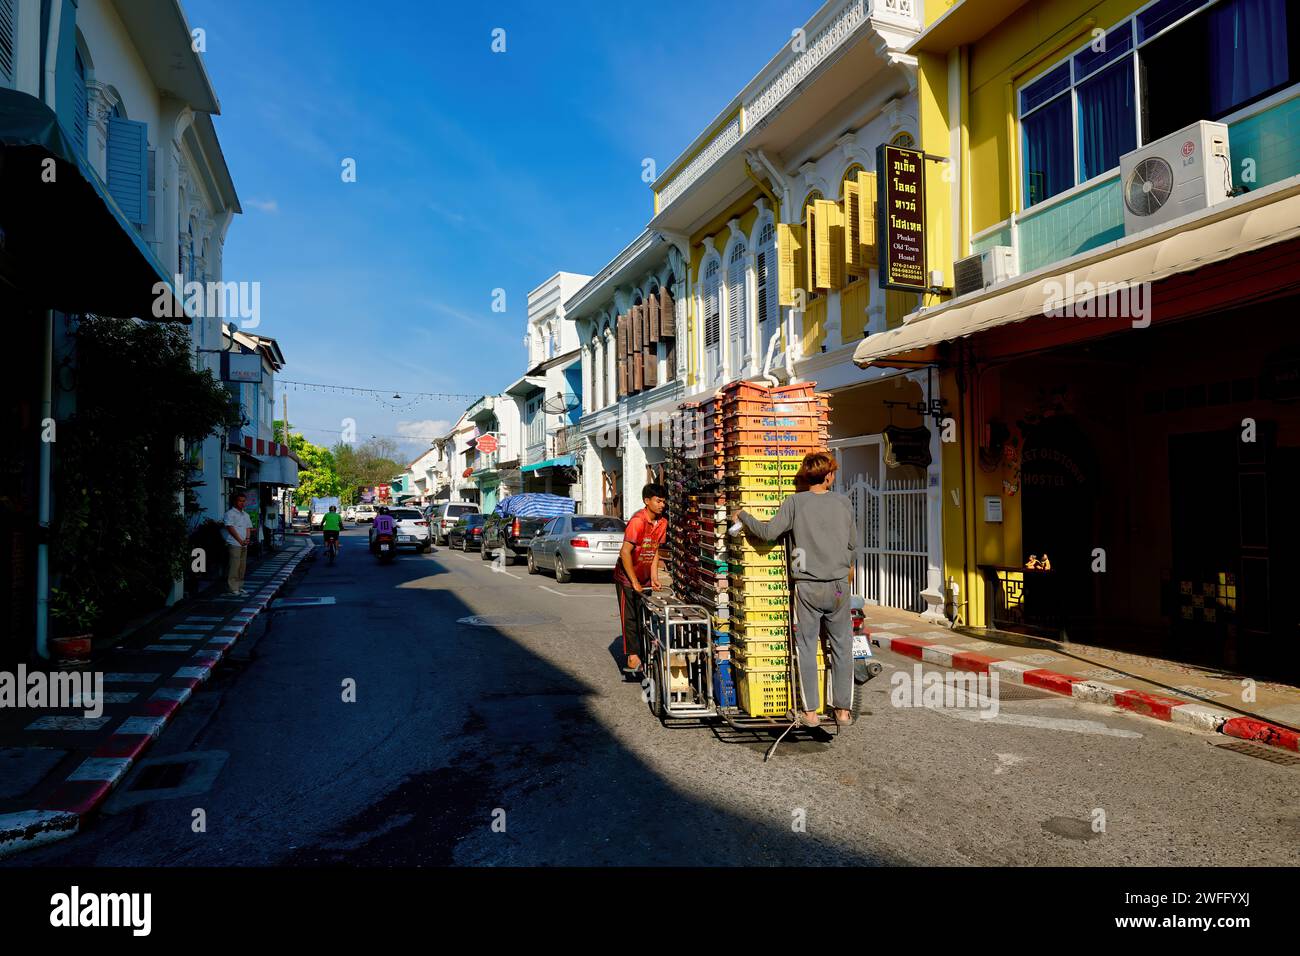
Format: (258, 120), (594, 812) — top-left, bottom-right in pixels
(11, 529), (1300, 866)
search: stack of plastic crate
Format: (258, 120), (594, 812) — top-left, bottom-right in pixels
(666, 404), (697, 598)
(723, 380), (831, 717)
(691, 396), (730, 639)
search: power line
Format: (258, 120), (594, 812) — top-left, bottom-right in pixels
(279, 379), (476, 401)
(293, 425), (445, 445)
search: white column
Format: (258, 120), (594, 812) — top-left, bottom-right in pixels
(581, 344), (592, 414)
(909, 369), (948, 624)
(605, 329), (617, 404)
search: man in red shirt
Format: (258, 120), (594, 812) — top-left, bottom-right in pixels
(614, 482), (668, 674)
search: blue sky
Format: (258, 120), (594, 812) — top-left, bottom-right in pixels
(186, 0), (822, 461)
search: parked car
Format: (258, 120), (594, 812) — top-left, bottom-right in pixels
(527, 514), (626, 583)
(446, 513), (487, 551)
(367, 506), (431, 553)
(354, 503), (377, 524)
(344, 505), (357, 521)
(430, 501), (479, 545)
(481, 513), (549, 564)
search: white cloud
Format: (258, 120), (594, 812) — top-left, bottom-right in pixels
(395, 419), (451, 440)
(246, 198), (280, 213)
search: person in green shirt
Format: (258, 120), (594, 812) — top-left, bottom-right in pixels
(321, 506), (343, 558)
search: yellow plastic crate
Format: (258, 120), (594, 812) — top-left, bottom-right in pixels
(729, 563), (787, 579)
(726, 473), (797, 491)
(728, 549), (787, 567)
(734, 663), (825, 716)
(725, 456), (803, 474)
(728, 606), (790, 625)
(730, 578), (790, 596)
(729, 538), (785, 557)
(729, 619), (792, 639)
(732, 642), (823, 670)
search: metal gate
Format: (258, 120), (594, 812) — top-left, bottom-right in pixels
(832, 438), (929, 613)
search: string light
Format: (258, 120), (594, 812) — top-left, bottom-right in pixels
(278, 379), (477, 412)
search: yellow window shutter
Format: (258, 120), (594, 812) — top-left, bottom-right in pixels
(777, 223), (804, 307)
(844, 180), (867, 277)
(857, 170), (879, 267)
(804, 204), (818, 293)
(814, 199), (843, 290)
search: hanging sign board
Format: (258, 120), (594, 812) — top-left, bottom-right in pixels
(883, 424), (932, 469)
(876, 143), (927, 292)
(221, 351), (263, 383)
(476, 433), (499, 454)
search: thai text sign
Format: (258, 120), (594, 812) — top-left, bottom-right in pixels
(877, 144), (927, 292)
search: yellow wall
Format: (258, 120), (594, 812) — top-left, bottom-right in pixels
(919, 0), (1153, 628)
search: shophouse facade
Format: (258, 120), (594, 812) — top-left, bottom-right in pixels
(854, 0), (1300, 679)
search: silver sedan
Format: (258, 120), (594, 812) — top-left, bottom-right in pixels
(527, 515), (626, 583)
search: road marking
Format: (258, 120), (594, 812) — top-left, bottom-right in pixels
(932, 707), (1143, 738)
(493, 569), (522, 580)
(539, 586), (570, 598)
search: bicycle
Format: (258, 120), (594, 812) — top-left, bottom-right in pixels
(324, 533), (340, 565)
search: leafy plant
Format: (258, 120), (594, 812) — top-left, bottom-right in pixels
(49, 587), (100, 636)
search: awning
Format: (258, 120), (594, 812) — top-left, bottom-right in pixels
(0, 88), (183, 320)
(251, 455), (298, 487)
(854, 178), (1300, 368)
(521, 455), (576, 473)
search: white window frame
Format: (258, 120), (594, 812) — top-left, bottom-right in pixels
(752, 217), (778, 366)
(701, 256), (723, 387)
(724, 239), (748, 379)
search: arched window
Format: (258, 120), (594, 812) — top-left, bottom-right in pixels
(702, 257), (722, 386)
(726, 241), (748, 376)
(755, 220), (778, 363)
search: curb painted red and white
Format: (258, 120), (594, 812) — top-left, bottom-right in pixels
(0, 543), (314, 859)
(873, 632), (1300, 752)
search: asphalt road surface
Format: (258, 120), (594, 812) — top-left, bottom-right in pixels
(11, 529), (1300, 866)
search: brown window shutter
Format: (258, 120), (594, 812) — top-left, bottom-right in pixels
(616, 313), (627, 357)
(632, 304), (643, 353)
(647, 295), (660, 345)
(618, 352), (628, 397)
(658, 287), (675, 338)
(665, 335), (677, 375)
(643, 349), (658, 389)
(632, 343), (643, 392)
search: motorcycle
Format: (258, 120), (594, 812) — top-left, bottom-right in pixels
(373, 530), (396, 564)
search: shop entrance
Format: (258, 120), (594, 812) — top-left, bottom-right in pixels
(1019, 416), (1097, 636)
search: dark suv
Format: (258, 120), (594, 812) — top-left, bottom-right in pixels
(447, 513), (487, 551)
(481, 514), (548, 564)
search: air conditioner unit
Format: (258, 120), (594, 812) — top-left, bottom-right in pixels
(1120, 120), (1232, 235)
(953, 246), (1018, 297)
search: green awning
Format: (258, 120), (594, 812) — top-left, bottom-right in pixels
(0, 88), (184, 320)
(521, 455), (576, 473)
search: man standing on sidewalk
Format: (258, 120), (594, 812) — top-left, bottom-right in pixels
(224, 491), (253, 596)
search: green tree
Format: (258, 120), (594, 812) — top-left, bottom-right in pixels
(284, 429), (340, 500)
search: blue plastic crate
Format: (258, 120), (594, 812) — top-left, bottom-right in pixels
(714, 660), (737, 707)
(712, 629), (730, 645)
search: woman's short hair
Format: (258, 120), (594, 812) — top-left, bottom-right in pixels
(795, 451), (837, 488)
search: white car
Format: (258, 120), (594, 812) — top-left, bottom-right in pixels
(344, 505), (357, 521)
(354, 504), (377, 524)
(430, 501), (479, 545)
(368, 507), (432, 553)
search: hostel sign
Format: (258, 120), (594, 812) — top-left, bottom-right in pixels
(877, 144), (927, 292)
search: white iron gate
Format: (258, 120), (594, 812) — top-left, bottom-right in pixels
(833, 439), (929, 613)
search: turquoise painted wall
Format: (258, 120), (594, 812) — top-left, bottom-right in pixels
(1012, 95), (1300, 274)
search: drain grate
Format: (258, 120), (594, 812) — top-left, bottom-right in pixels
(129, 760), (192, 791)
(1215, 740), (1300, 766)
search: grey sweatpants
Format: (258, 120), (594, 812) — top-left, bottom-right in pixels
(793, 579), (853, 712)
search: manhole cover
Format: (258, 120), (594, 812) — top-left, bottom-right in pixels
(993, 682), (1054, 702)
(130, 760), (191, 791)
(105, 751), (229, 813)
(1215, 740), (1300, 766)
(1041, 816), (1102, 842)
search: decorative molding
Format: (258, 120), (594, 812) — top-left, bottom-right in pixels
(743, 0), (868, 130)
(656, 114), (742, 210)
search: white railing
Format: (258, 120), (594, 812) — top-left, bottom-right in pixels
(656, 115), (743, 210)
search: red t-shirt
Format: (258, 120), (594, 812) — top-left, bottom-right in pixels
(614, 508), (667, 586)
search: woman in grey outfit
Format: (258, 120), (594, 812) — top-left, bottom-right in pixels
(732, 451), (855, 729)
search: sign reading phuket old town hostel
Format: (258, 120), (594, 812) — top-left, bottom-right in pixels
(876, 143), (927, 292)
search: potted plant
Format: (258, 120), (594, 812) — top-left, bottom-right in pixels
(48, 587), (99, 668)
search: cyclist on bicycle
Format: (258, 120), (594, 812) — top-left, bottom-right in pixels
(321, 505), (343, 557)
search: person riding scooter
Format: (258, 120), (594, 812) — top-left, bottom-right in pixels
(372, 506), (397, 561)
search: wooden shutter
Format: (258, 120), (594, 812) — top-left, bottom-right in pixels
(803, 205), (819, 294)
(616, 313), (628, 357)
(643, 349), (658, 389)
(665, 335), (677, 375)
(814, 199), (844, 290)
(778, 223), (804, 307)
(857, 170), (879, 267)
(647, 295), (660, 345)
(661, 287), (677, 338)
(845, 180), (868, 277)
(107, 117), (150, 226)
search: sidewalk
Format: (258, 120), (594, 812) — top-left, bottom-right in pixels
(0, 537), (313, 858)
(860, 604), (1300, 752)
